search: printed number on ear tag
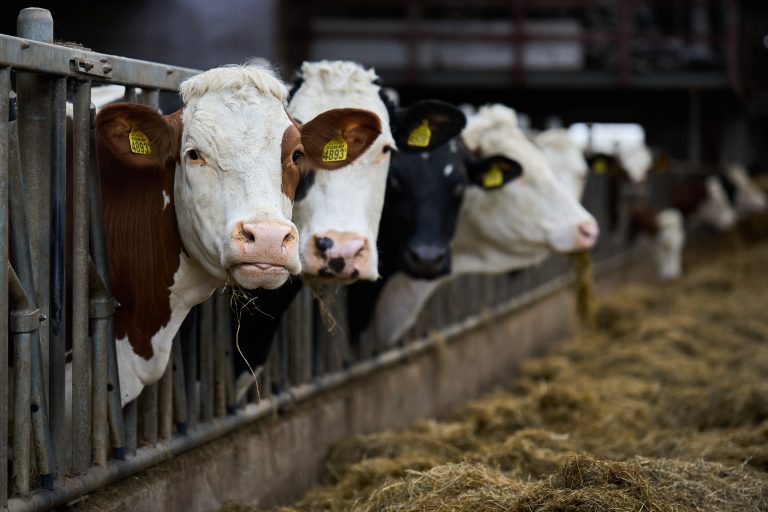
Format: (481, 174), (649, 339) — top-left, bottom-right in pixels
(129, 127), (151, 155)
(322, 130), (348, 163)
(482, 164), (504, 189)
(407, 119), (431, 148)
(592, 158), (606, 175)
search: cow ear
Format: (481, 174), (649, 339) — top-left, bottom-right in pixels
(96, 103), (181, 171)
(466, 155), (523, 190)
(393, 100), (466, 152)
(300, 108), (382, 170)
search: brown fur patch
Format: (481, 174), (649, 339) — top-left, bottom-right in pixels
(96, 104), (184, 360)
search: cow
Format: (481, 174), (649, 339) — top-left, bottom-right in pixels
(347, 101), (527, 347)
(91, 63), (380, 405)
(363, 104), (600, 348)
(230, 63), (490, 395)
(723, 163), (767, 216)
(535, 128), (590, 200)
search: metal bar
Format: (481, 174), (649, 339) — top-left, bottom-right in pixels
(0, 34), (200, 91)
(86, 104), (125, 460)
(182, 308), (199, 428)
(90, 260), (112, 466)
(48, 76), (67, 476)
(71, 79), (92, 472)
(158, 362), (173, 440)
(0, 66), (10, 508)
(16, 8), (53, 416)
(200, 298), (215, 421)
(123, 401), (137, 455)
(139, 384), (158, 446)
(171, 334), (188, 435)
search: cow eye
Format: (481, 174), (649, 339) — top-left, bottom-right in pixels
(186, 147), (204, 165)
(292, 149), (304, 163)
(382, 145), (394, 154)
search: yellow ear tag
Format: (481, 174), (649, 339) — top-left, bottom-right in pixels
(129, 126), (151, 155)
(407, 119), (432, 148)
(482, 164), (504, 188)
(322, 129), (348, 163)
(592, 158), (606, 175)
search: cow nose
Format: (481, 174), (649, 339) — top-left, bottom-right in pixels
(404, 244), (450, 278)
(407, 245), (448, 266)
(304, 231), (371, 281)
(233, 221), (298, 264)
(576, 221), (599, 249)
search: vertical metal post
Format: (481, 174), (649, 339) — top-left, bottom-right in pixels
(71, 79), (92, 472)
(688, 90), (701, 164)
(200, 299), (215, 421)
(213, 294), (236, 413)
(89, 261), (112, 467)
(182, 308), (199, 428)
(87, 107), (125, 460)
(171, 334), (189, 435)
(139, 384), (158, 446)
(158, 363), (173, 440)
(0, 67), (10, 507)
(123, 401), (138, 455)
(49, 76), (67, 475)
(16, 7), (54, 385)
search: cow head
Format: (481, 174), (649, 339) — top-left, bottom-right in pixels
(535, 128), (589, 200)
(455, 104), (599, 264)
(287, 61), (394, 283)
(379, 100), (469, 279)
(696, 176), (737, 231)
(96, 64), (380, 291)
(725, 163), (767, 216)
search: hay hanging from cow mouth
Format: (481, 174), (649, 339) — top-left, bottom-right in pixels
(572, 250), (597, 329)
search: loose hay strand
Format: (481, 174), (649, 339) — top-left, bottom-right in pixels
(573, 250), (598, 329)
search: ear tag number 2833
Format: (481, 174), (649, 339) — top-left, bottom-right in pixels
(407, 119), (432, 148)
(482, 164), (505, 189)
(129, 126), (151, 155)
(322, 130), (348, 163)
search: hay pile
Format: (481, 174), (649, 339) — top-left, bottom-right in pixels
(225, 240), (768, 512)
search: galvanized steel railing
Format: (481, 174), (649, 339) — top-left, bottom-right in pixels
(0, 7), (633, 511)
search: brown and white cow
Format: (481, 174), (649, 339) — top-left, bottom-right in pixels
(92, 64), (380, 404)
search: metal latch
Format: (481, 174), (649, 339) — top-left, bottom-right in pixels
(71, 57), (113, 78)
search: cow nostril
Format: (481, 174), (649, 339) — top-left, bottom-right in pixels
(240, 225), (255, 243)
(282, 231), (295, 248)
(328, 257), (345, 273)
(315, 236), (334, 252)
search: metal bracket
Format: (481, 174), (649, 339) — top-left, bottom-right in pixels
(90, 297), (118, 319)
(10, 308), (41, 333)
(70, 57), (112, 78)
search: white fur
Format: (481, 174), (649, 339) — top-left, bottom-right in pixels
(654, 209), (685, 280)
(617, 143), (652, 183)
(288, 60), (394, 281)
(368, 104), (599, 346)
(695, 176), (737, 231)
(726, 163), (767, 215)
(175, 64), (300, 283)
(535, 128), (589, 200)
(117, 253), (218, 404)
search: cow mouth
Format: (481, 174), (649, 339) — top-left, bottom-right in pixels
(230, 263), (288, 275)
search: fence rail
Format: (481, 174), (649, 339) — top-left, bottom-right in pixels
(1, 7), (636, 511)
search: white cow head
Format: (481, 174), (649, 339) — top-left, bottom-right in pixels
(696, 176), (737, 231)
(654, 209), (685, 280)
(454, 104), (598, 272)
(98, 64), (381, 291)
(725, 163), (767, 215)
(287, 60), (395, 282)
(535, 128), (589, 200)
